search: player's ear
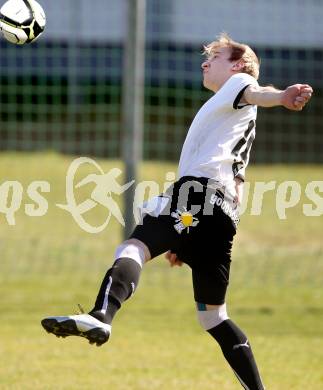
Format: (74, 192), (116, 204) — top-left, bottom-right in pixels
(231, 60), (245, 72)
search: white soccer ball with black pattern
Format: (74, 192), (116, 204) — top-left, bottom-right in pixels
(0, 0), (45, 45)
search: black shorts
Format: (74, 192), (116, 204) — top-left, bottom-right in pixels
(130, 176), (238, 305)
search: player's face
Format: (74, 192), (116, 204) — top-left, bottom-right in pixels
(201, 46), (236, 92)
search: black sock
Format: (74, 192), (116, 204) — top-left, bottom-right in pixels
(208, 319), (265, 390)
(89, 257), (142, 324)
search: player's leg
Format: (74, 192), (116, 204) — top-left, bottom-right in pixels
(41, 177), (206, 345)
(88, 209), (185, 325)
(88, 238), (150, 325)
(41, 214), (180, 345)
(197, 302), (265, 390)
(193, 270), (265, 389)
(41, 238), (149, 346)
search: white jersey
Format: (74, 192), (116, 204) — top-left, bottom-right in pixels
(178, 73), (258, 197)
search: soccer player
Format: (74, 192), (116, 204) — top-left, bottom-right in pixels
(42, 33), (312, 389)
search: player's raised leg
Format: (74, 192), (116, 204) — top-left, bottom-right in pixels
(89, 238), (150, 323)
(41, 238), (150, 346)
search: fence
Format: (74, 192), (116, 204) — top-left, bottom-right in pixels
(0, 0), (322, 163)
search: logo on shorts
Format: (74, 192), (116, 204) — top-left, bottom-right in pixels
(171, 209), (199, 234)
(209, 192), (240, 227)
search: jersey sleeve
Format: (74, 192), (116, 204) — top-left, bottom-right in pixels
(218, 73), (259, 110)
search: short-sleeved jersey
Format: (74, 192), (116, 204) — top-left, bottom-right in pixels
(178, 73), (258, 197)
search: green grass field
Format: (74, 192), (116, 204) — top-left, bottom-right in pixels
(0, 152), (322, 389)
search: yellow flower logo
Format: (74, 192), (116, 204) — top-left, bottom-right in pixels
(171, 209), (199, 234)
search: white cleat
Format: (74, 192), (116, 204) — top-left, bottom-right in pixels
(41, 314), (111, 346)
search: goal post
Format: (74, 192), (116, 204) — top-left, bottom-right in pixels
(122, 0), (146, 239)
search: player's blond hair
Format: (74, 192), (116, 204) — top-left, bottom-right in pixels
(203, 33), (260, 80)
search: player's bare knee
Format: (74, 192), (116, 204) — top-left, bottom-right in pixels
(196, 303), (229, 330)
(115, 238), (151, 267)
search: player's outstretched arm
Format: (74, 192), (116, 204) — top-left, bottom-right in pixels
(243, 84), (313, 111)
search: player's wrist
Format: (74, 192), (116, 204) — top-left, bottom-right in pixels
(277, 90), (285, 106)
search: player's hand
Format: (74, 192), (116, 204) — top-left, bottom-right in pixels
(165, 250), (183, 267)
(281, 84), (313, 111)
(234, 177), (244, 205)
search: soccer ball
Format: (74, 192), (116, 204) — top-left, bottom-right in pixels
(0, 0), (46, 45)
